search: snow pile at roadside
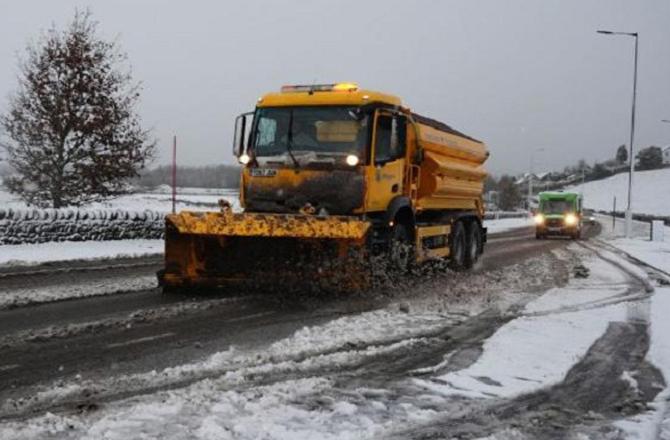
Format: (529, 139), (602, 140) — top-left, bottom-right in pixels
(600, 224), (670, 438)
(0, 239), (163, 267)
(415, 253), (631, 399)
(571, 167), (670, 217)
(615, 285), (670, 439)
(597, 215), (670, 274)
(0, 274), (158, 310)
(483, 216), (533, 234)
(608, 222), (670, 276)
(611, 237), (670, 275)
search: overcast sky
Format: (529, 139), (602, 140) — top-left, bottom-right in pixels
(1, 0), (668, 175)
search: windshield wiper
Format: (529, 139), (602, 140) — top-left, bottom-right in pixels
(286, 110), (300, 169)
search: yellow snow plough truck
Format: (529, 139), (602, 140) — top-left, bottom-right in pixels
(160, 83), (489, 292)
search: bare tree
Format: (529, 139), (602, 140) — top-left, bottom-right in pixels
(0, 10), (154, 208)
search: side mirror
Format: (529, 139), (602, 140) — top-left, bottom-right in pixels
(233, 112), (254, 157)
(413, 147), (424, 164)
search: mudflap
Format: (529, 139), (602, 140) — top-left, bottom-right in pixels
(161, 211), (372, 294)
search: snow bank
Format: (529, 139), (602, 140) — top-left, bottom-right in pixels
(416, 251), (631, 399)
(0, 274), (158, 309)
(601, 229), (670, 438)
(0, 239), (163, 267)
(609, 235), (670, 275)
(484, 216), (534, 234)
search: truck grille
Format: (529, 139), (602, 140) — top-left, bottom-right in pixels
(546, 218), (563, 227)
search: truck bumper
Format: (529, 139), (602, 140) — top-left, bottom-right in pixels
(161, 211), (371, 291)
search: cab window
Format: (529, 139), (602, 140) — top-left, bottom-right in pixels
(374, 114), (406, 164)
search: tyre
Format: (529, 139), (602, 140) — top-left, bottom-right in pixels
(156, 269), (166, 287)
(464, 221), (482, 269)
(449, 221), (466, 270)
(389, 222), (413, 272)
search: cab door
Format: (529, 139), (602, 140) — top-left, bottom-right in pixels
(366, 110), (406, 212)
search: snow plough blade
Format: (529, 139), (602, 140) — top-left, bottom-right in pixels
(160, 211), (372, 293)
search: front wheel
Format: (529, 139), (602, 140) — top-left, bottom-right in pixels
(389, 223), (414, 272)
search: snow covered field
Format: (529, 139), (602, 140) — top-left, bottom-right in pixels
(0, 184), (240, 213)
(569, 167), (670, 217)
(87, 186), (241, 213)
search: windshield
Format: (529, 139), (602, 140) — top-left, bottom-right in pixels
(541, 199), (575, 214)
(251, 106), (369, 158)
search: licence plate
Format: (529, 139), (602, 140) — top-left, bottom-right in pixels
(250, 168), (277, 177)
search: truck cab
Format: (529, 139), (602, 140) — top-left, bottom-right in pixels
(235, 84), (411, 217)
(534, 191), (583, 240)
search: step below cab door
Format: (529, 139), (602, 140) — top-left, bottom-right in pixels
(366, 110), (406, 212)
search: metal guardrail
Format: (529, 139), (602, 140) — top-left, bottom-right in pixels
(595, 210), (670, 227)
(484, 211), (530, 220)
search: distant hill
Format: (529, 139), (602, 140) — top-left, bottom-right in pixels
(568, 167), (670, 216)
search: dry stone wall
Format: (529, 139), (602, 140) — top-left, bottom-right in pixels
(0, 208), (165, 245)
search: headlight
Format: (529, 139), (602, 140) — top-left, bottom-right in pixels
(239, 153), (251, 165)
(534, 214), (545, 225)
(564, 213), (578, 226)
(345, 154), (359, 166)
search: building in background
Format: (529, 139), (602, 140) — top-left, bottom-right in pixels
(663, 145), (670, 165)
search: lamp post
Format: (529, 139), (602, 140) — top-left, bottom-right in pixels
(528, 147), (545, 210)
(597, 29), (638, 238)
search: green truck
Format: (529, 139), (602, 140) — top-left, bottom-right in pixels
(534, 191), (583, 239)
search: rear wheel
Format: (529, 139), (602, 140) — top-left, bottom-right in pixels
(464, 221), (482, 269)
(449, 221), (467, 270)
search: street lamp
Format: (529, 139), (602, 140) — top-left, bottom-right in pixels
(597, 29), (638, 238)
(528, 147), (545, 210)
